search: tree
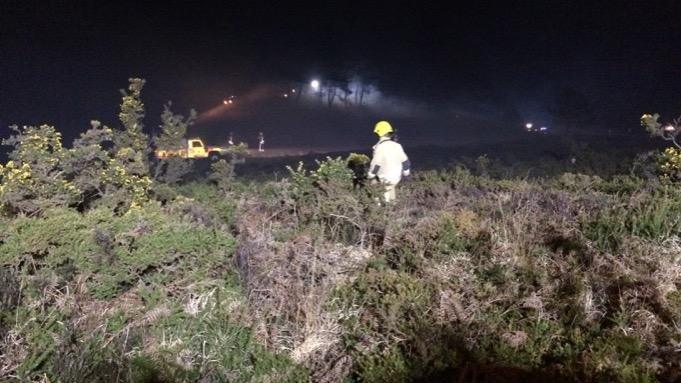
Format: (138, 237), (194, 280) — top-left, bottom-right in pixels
(154, 103), (196, 150)
(106, 78), (152, 210)
(152, 103), (197, 184)
(115, 78), (148, 154)
(550, 87), (594, 135)
(336, 80), (353, 107)
(325, 80), (337, 107)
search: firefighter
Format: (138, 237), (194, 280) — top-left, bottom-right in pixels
(367, 121), (411, 203)
(258, 132), (265, 152)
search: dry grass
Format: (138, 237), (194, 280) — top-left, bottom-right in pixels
(229, 167), (681, 381)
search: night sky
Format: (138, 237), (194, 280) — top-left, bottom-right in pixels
(2, 1), (681, 147)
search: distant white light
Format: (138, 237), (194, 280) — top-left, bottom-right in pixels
(525, 123), (533, 129)
(664, 125), (675, 132)
(310, 80), (320, 90)
(283, 93), (289, 98)
(539, 126), (548, 131)
(291, 89), (296, 93)
(223, 100), (228, 105)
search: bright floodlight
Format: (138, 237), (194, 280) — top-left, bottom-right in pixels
(664, 125), (675, 132)
(525, 123), (533, 129)
(283, 93), (289, 98)
(310, 79), (320, 90)
(223, 100), (228, 105)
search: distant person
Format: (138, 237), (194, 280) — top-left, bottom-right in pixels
(258, 132), (265, 152)
(228, 132), (234, 146)
(367, 121), (411, 203)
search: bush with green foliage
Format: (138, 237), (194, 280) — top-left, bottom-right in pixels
(115, 78), (149, 155)
(0, 197), (309, 381)
(657, 146), (681, 183)
(284, 156), (386, 245)
(346, 152), (370, 187)
(152, 103), (197, 185)
(209, 143), (248, 193)
(641, 112), (681, 183)
(0, 125), (80, 215)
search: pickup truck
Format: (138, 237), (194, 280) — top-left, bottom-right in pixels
(155, 138), (228, 161)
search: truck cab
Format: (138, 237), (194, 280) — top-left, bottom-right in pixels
(187, 138), (207, 158)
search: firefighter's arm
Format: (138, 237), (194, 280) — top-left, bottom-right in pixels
(400, 147), (411, 177)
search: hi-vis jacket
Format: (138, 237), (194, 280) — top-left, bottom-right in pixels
(367, 137), (411, 184)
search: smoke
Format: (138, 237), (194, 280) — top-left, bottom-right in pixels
(189, 79), (522, 151)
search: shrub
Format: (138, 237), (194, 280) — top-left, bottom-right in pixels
(176, 182), (238, 224)
(657, 146), (681, 183)
(346, 152), (370, 187)
(641, 113), (681, 183)
(152, 103), (197, 185)
(285, 156), (386, 245)
(115, 78), (149, 155)
(94, 77), (153, 212)
(0, 125), (80, 215)
(0, 203), (236, 299)
(0, 79), (160, 215)
(209, 143), (248, 193)
(64, 121), (116, 208)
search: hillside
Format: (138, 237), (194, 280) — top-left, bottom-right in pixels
(1, 155), (680, 382)
(0, 80), (679, 382)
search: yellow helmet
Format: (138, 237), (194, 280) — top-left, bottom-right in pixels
(374, 121), (393, 137)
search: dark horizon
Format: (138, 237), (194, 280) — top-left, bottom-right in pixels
(2, 1), (681, 147)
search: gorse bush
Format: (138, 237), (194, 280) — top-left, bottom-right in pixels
(152, 103), (197, 185)
(0, 78), (221, 215)
(208, 143), (248, 193)
(0, 203), (237, 299)
(115, 78), (149, 155)
(0, 79), (158, 215)
(641, 112), (681, 183)
(658, 147), (681, 183)
(346, 152), (370, 187)
(285, 156), (386, 245)
(0, 200), (308, 382)
(0, 125), (80, 214)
